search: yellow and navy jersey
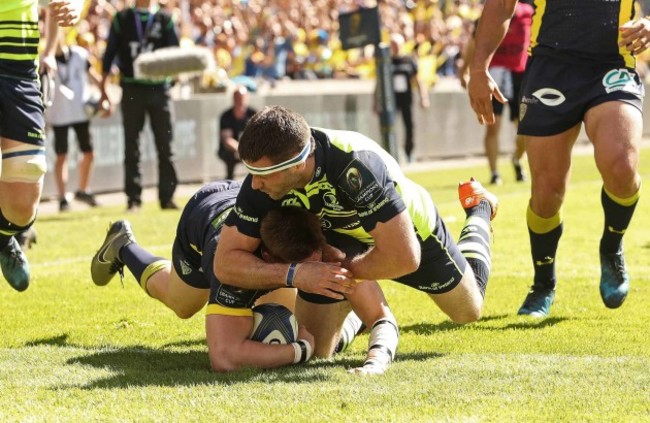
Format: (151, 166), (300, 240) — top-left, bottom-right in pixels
(529, 0), (636, 67)
(226, 128), (438, 245)
(0, 0), (40, 80)
(175, 180), (240, 265)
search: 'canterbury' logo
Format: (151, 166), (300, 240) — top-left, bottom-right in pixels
(535, 256), (554, 266)
(532, 88), (566, 106)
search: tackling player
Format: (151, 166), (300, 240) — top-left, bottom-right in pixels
(213, 106), (498, 354)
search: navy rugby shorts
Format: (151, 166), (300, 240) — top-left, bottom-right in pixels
(518, 55), (644, 136)
(0, 76), (45, 145)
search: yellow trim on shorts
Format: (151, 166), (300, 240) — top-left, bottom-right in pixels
(140, 260), (171, 295)
(619, 0), (636, 69)
(604, 185), (640, 207)
(206, 304), (253, 317)
(527, 205), (561, 234)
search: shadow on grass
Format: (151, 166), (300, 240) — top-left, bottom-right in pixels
(400, 315), (568, 335)
(25, 335), (445, 389)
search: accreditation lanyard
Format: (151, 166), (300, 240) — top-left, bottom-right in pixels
(133, 9), (155, 51)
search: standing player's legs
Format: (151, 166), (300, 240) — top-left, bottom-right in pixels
(52, 124), (71, 211)
(0, 78), (47, 291)
(518, 124), (581, 317)
(401, 103), (415, 162)
(585, 101), (642, 308)
(71, 121), (98, 206)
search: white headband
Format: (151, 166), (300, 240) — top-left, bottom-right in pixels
(242, 142), (311, 176)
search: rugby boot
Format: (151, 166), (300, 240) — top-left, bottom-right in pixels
(0, 236), (30, 292)
(517, 285), (555, 317)
(458, 177), (499, 220)
(91, 220), (135, 286)
(599, 251), (629, 309)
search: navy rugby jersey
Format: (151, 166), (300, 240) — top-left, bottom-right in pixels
(529, 0), (636, 67)
(225, 128), (438, 245)
(0, 0), (40, 80)
(176, 180), (240, 259)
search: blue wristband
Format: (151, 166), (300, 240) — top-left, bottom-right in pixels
(286, 263), (298, 287)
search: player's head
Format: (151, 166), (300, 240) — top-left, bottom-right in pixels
(238, 106), (315, 199)
(260, 207), (325, 263)
(239, 105), (313, 165)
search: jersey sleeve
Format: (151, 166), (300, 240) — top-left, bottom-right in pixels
(223, 175), (273, 239)
(335, 149), (406, 232)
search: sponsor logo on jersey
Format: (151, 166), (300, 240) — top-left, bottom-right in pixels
(346, 167), (363, 193)
(602, 69), (642, 94)
(532, 88), (566, 106)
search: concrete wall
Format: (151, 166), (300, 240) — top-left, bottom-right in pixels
(43, 79), (647, 199)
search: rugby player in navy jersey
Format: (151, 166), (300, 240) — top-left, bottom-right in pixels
(468, 0), (648, 316)
(90, 181), (396, 373)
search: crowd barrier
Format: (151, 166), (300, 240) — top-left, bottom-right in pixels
(41, 79), (650, 199)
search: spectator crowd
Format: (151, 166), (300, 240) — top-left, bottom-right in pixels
(50, 0), (486, 91)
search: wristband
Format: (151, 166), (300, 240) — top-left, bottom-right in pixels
(285, 263), (298, 287)
(292, 339), (313, 363)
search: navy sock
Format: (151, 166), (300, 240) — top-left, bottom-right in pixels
(0, 210), (34, 249)
(529, 224), (563, 290)
(120, 242), (166, 288)
(599, 187), (638, 255)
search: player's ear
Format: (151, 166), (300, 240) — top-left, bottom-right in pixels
(260, 245), (277, 263)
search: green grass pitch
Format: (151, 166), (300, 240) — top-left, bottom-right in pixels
(1, 147), (648, 422)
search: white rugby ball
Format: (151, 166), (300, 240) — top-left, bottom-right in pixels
(250, 303), (299, 344)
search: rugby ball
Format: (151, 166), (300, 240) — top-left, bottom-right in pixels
(250, 303), (299, 344)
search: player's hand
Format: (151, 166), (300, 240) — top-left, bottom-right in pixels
(619, 18), (650, 55)
(467, 70), (507, 125)
(322, 243), (345, 263)
(49, 0), (83, 27)
(39, 53), (57, 74)
(292, 262), (355, 300)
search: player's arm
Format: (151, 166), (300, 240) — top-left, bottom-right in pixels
(214, 225), (355, 299)
(220, 128), (239, 154)
(467, 0), (517, 125)
(99, 16), (120, 115)
(343, 210), (420, 281)
(39, 7), (59, 75)
(206, 313), (313, 372)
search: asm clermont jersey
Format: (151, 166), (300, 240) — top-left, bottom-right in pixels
(225, 128), (438, 245)
(529, 0), (636, 67)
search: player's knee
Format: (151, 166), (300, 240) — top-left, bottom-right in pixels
(173, 307), (198, 320)
(1, 146), (47, 184)
(449, 307), (482, 324)
(208, 348), (238, 373)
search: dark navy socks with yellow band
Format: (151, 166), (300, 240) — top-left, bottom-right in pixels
(120, 242), (169, 295)
(600, 186), (640, 255)
(527, 206), (562, 291)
